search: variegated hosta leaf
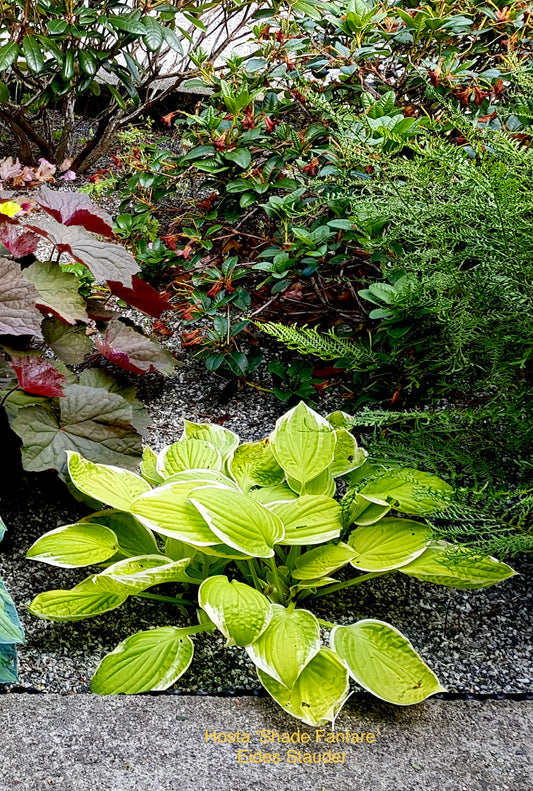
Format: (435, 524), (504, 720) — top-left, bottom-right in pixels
(248, 482), (298, 505)
(287, 469), (336, 497)
(157, 438), (222, 478)
(362, 469), (453, 514)
(344, 492), (391, 526)
(81, 510), (161, 561)
(28, 578), (129, 621)
(292, 542), (357, 580)
(270, 401), (336, 485)
(26, 522), (119, 568)
(331, 619), (444, 705)
(130, 481), (226, 545)
(330, 429), (367, 478)
(187, 486), (284, 558)
(246, 604), (320, 688)
(348, 518), (431, 572)
(91, 627), (194, 694)
(140, 446), (164, 486)
(163, 469), (239, 489)
(399, 542), (517, 588)
(67, 451), (151, 510)
(199, 575), (272, 646)
(269, 495), (343, 546)
(258, 648), (350, 727)
(183, 419), (239, 461)
(228, 439), (285, 493)
(97, 555), (193, 593)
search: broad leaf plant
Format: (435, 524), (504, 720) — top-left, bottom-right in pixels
(28, 402), (515, 724)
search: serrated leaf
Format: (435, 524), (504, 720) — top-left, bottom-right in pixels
(362, 469), (453, 514)
(258, 648), (349, 726)
(11, 384), (143, 472)
(34, 188), (114, 237)
(91, 627), (194, 694)
(270, 495), (343, 545)
(292, 542), (357, 580)
(399, 542), (517, 588)
(348, 518), (430, 572)
(199, 575), (272, 646)
(228, 439), (284, 493)
(24, 261), (87, 324)
(157, 439), (222, 478)
(108, 275), (172, 318)
(96, 319), (174, 374)
(331, 619), (444, 705)
(82, 510), (160, 561)
(188, 486), (284, 557)
(0, 257), (43, 337)
(246, 604), (320, 688)
(182, 419), (239, 461)
(67, 451), (151, 509)
(270, 401), (336, 485)
(26, 522), (119, 567)
(10, 355), (66, 398)
(28, 578), (129, 621)
(27, 218), (139, 287)
(41, 316), (93, 365)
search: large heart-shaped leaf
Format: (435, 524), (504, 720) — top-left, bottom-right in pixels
(188, 486), (284, 557)
(67, 451), (151, 509)
(348, 518), (431, 572)
(29, 579), (129, 621)
(11, 384), (144, 472)
(0, 223), (39, 258)
(97, 555), (192, 593)
(0, 257), (43, 337)
(258, 648), (350, 727)
(27, 218), (139, 287)
(157, 439), (222, 478)
(91, 627), (194, 694)
(41, 316), (93, 365)
(246, 604), (320, 688)
(183, 419), (239, 461)
(10, 355), (66, 398)
(26, 522), (119, 567)
(269, 495), (343, 545)
(228, 439), (284, 492)
(96, 319), (175, 374)
(331, 619), (444, 705)
(270, 401), (336, 485)
(362, 469), (453, 514)
(34, 187), (114, 237)
(292, 542), (357, 580)
(199, 575), (272, 646)
(399, 542), (517, 588)
(24, 261), (87, 324)
(81, 510), (161, 561)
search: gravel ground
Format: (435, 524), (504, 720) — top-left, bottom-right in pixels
(0, 361), (531, 695)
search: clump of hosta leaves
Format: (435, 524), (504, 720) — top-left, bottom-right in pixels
(0, 190), (174, 474)
(27, 403), (515, 724)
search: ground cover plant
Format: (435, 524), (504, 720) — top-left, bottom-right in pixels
(0, 190), (175, 475)
(27, 403), (515, 723)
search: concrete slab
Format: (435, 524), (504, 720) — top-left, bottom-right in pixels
(0, 695), (531, 791)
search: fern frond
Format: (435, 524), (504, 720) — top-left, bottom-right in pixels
(259, 323), (374, 371)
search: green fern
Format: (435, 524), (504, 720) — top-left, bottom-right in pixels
(259, 323), (375, 371)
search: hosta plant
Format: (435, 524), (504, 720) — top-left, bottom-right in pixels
(28, 403), (515, 724)
(0, 518), (24, 684)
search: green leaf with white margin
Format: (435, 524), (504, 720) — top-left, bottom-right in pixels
(269, 495), (342, 545)
(130, 481), (225, 545)
(287, 468), (336, 497)
(270, 401), (336, 485)
(97, 555), (192, 593)
(26, 523), (119, 568)
(165, 537), (197, 562)
(246, 604), (320, 688)
(81, 510), (161, 561)
(28, 578), (129, 621)
(248, 482), (298, 504)
(362, 469), (453, 514)
(399, 541), (517, 589)
(344, 491), (391, 526)
(258, 648), (349, 726)
(183, 419), (239, 461)
(327, 410), (356, 430)
(164, 469), (239, 489)
(348, 518), (430, 572)
(91, 627), (194, 694)
(292, 542), (357, 580)
(331, 619), (445, 705)
(199, 576), (272, 646)
(228, 439), (284, 493)
(330, 429), (367, 477)
(140, 446), (164, 486)
(157, 439), (222, 478)
(67, 451), (151, 510)
(188, 486), (284, 558)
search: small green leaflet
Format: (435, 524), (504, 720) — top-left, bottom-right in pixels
(91, 627), (194, 694)
(399, 542), (517, 588)
(269, 495), (343, 545)
(26, 523), (119, 568)
(348, 518), (431, 572)
(270, 401), (336, 485)
(292, 542), (357, 580)
(67, 451), (151, 510)
(331, 619), (444, 705)
(258, 648), (350, 726)
(199, 576), (272, 646)
(157, 439), (222, 478)
(246, 604), (320, 688)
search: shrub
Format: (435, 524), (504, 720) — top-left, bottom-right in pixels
(27, 403), (515, 722)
